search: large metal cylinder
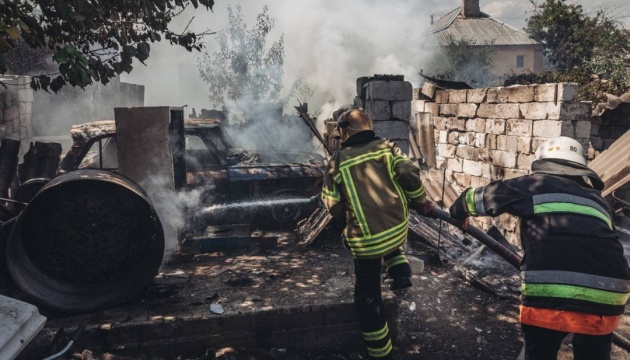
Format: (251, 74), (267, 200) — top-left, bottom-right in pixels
(6, 170), (164, 313)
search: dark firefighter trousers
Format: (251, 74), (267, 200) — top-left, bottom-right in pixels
(522, 324), (613, 360)
(354, 249), (411, 358)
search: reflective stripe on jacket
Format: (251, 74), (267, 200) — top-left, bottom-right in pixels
(450, 173), (630, 316)
(322, 132), (425, 259)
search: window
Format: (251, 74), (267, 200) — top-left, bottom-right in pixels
(516, 55), (525, 68)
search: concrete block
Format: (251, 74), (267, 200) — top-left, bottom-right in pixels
(365, 100), (391, 120)
(354, 97), (365, 109)
(517, 137), (532, 154)
(438, 130), (448, 144)
(590, 124), (599, 136)
(437, 143), (457, 158)
(496, 87), (511, 103)
(505, 136), (519, 152)
(395, 139), (410, 154)
(506, 119), (533, 137)
(365, 81), (390, 101)
(487, 134), (498, 149)
(425, 102), (439, 115)
(392, 101), (411, 120)
(450, 90), (468, 103)
(561, 120), (575, 137)
(434, 117), (447, 130)
(496, 135), (507, 151)
(459, 132), (475, 146)
(535, 84), (557, 102)
(447, 158), (464, 172)
(407, 255), (424, 274)
(389, 81), (413, 101)
(440, 104), (458, 116)
(435, 156), (447, 169)
(372, 120), (409, 139)
(448, 131), (461, 145)
(4, 106), (18, 121)
(412, 100), (426, 113)
(575, 121), (592, 138)
(558, 83), (578, 102)
(546, 102), (562, 119)
(454, 172), (472, 187)
(520, 103), (548, 120)
(485, 119), (506, 135)
(517, 153), (536, 170)
(559, 102), (592, 120)
(456, 145), (489, 161)
(413, 87), (421, 100)
(421, 82), (437, 99)
(533, 120), (563, 137)
(17, 89), (33, 102)
(504, 168), (529, 180)
(435, 90), (449, 104)
(475, 133), (487, 148)
(457, 103), (478, 118)
(506, 85), (535, 103)
(468, 89), (488, 103)
(466, 118), (487, 133)
(486, 88), (499, 103)
(434, 129), (440, 142)
(481, 163), (493, 179)
(463, 160), (484, 176)
(477, 104), (495, 118)
(471, 175), (491, 187)
(590, 137), (603, 150)
(447, 118), (466, 131)
(491, 165), (505, 179)
(492, 150), (517, 168)
(496, 104), (520, 119)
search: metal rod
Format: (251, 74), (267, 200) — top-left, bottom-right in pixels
(0, 197), (27, 205)
(295, 105), (333, 156)
(431, 209), (630, 351)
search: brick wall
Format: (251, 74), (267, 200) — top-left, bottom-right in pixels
(356, 75), (413, 153)
(413, 83), (592, 245)
(0, 76), (34, 153)
(589, 103), (630, 157)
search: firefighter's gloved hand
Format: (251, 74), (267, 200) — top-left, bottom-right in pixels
(310, 194), (323, 207)
(414, 200), (438, 219)
(460, 218), (469, 231)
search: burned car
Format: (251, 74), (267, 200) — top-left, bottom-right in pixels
(58, 119), (325, 231)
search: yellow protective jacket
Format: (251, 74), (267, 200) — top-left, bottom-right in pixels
(321, 131), (426, 259)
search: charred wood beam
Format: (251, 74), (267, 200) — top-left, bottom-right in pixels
(295, 104), (333, 156)
(18, 142), (62, 184)
(0, 139), (21, 198)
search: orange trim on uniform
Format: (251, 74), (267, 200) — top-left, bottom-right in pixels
(520, 305), (621, 336)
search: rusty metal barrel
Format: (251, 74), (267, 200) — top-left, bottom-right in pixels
(6, 169), (164, 313)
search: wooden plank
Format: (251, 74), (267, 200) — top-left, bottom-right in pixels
(0, 139), (20, 198)
(297, 207), (333, 245)
(414, 113), (436, 168)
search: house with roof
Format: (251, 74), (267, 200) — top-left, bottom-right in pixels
(431, 0), (544, 81)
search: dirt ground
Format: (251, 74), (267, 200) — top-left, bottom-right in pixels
(10, 224), (630, 360)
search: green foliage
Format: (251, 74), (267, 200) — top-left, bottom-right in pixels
(198, 5), (309, 108)
(525, 0), (630, 89)
(422, 39), (496, 87)
(0, 0), (214, 92)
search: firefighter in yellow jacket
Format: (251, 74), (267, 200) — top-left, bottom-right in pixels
(321, 108), (436, 359)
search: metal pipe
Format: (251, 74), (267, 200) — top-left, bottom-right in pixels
(42, 325), (85, 360)
(431, 209), (630, 351)
(434, 209), (521, 268)
(0, 197), (28, 206)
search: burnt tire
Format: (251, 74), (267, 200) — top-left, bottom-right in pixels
(255, 189), (310, 230)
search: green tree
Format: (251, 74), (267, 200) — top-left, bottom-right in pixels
(526, 0), (630, 85)
(0, 0), (214, 92)
(198, 5), (309, 108)
(422, 39), (496, 87)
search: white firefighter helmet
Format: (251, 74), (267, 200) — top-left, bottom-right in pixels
(534, 136), (586, 166)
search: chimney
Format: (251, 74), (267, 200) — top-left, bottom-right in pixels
(462, 0), (480, 18)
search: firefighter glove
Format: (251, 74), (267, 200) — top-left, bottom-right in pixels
(415, 200), (438, 219)
(310, 194), (323, 207)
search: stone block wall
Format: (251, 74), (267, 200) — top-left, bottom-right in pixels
(589, 103), (630, 157)
(414, 83), (592, 245)
(356, 75), (412, 153)
(0, 76), (34, 153)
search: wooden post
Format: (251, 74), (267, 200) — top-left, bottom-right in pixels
(414, 113), (436, 169)
(0, 139), (21, 198)
(18, 142), (62, 184)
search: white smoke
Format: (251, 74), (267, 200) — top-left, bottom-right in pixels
(122, 0), (450, 120)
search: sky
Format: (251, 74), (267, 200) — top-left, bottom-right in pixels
(121, 0), (630, 119)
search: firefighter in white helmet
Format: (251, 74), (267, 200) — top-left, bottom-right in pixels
(450, 136), (630, 359)
(321, 107), (437, 359)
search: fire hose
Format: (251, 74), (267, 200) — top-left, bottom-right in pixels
(432, 208), (630, 352)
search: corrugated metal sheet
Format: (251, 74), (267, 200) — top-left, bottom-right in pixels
(589, 128), (630, 199)
(431, 8), (541, 47)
